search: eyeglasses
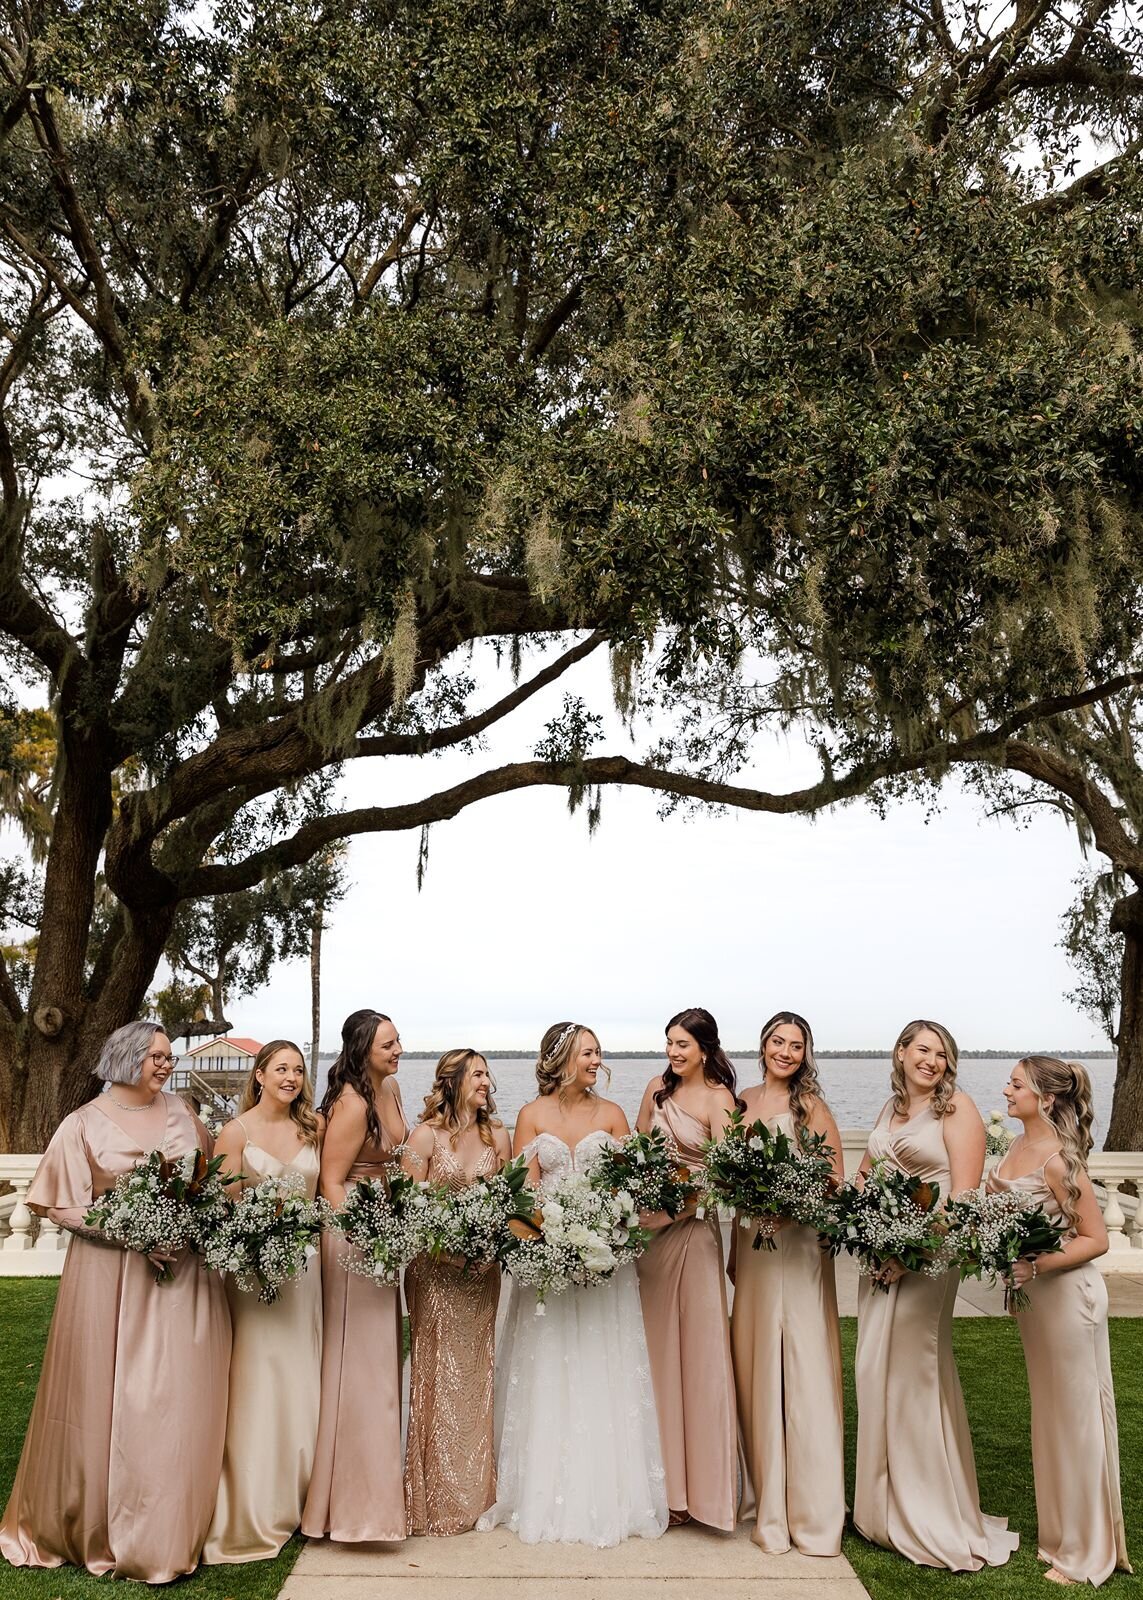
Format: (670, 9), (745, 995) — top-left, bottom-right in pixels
(146, 1052), (180, 1068)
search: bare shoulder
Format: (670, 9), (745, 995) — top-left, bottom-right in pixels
(514, 1098), (541, 1133)
(327, 1083), (368, 1127)
(644, 1073), (666, 1094)
(214, 1118), (246, 1154)
(709, 1083), (737, 1112)
(379, 1074), (404, 1101)
(948, 1090), (983, 1122)
(313, 1111), (327, 1135)
(406, 1122), (436, 1154)
(493, 1123), (513, 1159)
(596, 1096), (630, 1136)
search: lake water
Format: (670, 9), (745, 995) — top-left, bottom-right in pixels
(317, 1056), (1120, 1149)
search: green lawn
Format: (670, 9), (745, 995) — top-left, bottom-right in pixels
(0, 1282), (1139, 1597)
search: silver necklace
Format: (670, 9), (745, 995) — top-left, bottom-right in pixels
(107, 1093), (159, 1112)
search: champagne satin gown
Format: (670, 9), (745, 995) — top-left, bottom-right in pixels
(732, 1110), (844, 1555)
(301, 1114), (407, 1543)
(0, 1094), (231, 1583)
(404, 1131), (501, 1535)
(636, 1097), (737, 1530)
(987, 1162), (1131, 1585)
(203, 1131), (323, 1562)
(854, 1099), (1017, 1571)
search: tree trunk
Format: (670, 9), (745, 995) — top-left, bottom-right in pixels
(1108, 891), (1143, 1151)
(310, 914), (322, 1080)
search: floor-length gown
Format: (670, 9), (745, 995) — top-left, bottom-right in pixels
(636, 1098), (737, 1531)
(854, 1099), (1016, 1570)
(732, 1110), (844, 1555)
(301, 1115), (407, 1543)
(203, 1133), (323, 1562)
(404, 1132), (501, 1535)
(0, 1093), (231, 1582)
(478, 1130), (667, 1546)
(986, 1162), (1131, 1585)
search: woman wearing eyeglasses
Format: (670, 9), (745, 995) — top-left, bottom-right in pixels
(0, 1020), (231, 1583)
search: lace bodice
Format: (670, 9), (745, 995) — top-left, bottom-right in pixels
(523, 1130), (616, 1196)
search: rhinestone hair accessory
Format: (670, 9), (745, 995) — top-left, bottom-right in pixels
(542, 1023), (578, 1064)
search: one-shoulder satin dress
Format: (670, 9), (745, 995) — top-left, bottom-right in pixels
(854, 1098), (1016, 1571)
(987, 1160), (1130, 1585)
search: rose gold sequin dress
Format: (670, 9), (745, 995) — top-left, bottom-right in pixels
(404, 1132), (502, 1535)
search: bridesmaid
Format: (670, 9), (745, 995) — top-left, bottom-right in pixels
(301, 1008), (408, 1544)
(635, 1006), (739, 1531)
(203, 1039), (324, 1563)
(990, 1056), (1130, 1586)
(401, 1049), (511, 1535)
(0, 1020), (230, 1582)
(729, 1011), (845, 1556)
(853, 1018), (1016, 1571)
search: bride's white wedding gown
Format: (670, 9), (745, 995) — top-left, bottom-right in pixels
(477, 1130), (668, 1546)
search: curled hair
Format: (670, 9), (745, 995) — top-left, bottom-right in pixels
(239, 1039), (321, 1147)
(420, 1048), (500, 1148)
(656, 1008), (744, 1110)
(890, 1018), (959, 1119)
(535, 1022), (603, 1100)
(1019, 1055), (1094, 1229)
(97, 1019), (164, 1086)
(320, 1009), (392, 1148)
(758, 1011), (824, 1136)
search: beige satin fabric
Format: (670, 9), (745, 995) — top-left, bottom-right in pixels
(404, 1133), (501, 1535)
(987, 1163), (1131, 1585)
(733, 1111), (844, 1555)
(636, 1097), (737, 1531)
(854, 1099), (1016, 1571)
(0, 1095), (231, 1582)
(203, 1137), (322, 1563)
(301, 1124), (406, 1543)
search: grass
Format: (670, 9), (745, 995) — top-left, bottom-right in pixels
(0, 1282), (1139, 1597)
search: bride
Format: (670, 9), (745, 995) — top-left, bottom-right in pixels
(478, 1022), (668, 1547)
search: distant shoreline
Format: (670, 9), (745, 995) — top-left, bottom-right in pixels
(317, 1048), (1116, 1062)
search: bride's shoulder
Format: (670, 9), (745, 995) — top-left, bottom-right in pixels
(594, 1096), (630, 1137)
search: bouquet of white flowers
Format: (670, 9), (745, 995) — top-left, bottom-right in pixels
(505, 1170), (647, 1309)
(589, 1128), (695, 1218)
(702, 1110), (836, 1250)
(203, 1173), (323, 1303)
(320, 1165), (427, 1284)
(944, 1188), (1067, 1311)
(84, 1147), (231, 1283)
(823, 1160), (952, 1288)
(984, 1110), (1016, 1160)
(419, 1154), (537, 1269)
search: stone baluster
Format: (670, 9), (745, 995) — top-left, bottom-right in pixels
(2, 1178), (33, 1252)
(36, 1210), (67, 1252)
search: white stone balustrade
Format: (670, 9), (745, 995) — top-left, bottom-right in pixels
(1, 1139), (1139, 1276)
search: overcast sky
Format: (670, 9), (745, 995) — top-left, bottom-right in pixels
(217, 643), (1105, 1056)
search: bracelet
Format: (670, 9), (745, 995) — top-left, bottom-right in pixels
(1030, 1259), (1038, 1281)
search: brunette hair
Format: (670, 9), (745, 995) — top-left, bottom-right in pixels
(320, 1008), (392, 1147)
(758, 1011), (824, 1136)
(238, 1038), (321, 1146)
(890, 1018), (959, 1119)
(655, 1007), (743, 1109)
(420, 1048), (500, 1148)
(1019, 1055), (1095, 1229)
(535, 1022), (604, 1100)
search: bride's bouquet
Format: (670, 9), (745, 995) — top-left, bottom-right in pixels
(589, 1128), (695, 1218)
(203, 1173), (323, 1303)
(320, 1166), (427, 1284)
(419, 1155), (538, 1270)
(824, 1160), (952, 1288)
(701, 1110), (836, 1250)
(84, 1147), (231, 1283)
(504, 1170), (647, 1309)
(943, 1188), (1067, 1311)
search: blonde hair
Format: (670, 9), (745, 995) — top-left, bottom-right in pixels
(239, 1039), (321, 1146)
(1019, 1055), (1094, 1229)
(535, 1022), (603, 1100)
(420, 1048), (500, 1148)
(890, 1018), (959, 1119)
(758, 1011), (824, 1136)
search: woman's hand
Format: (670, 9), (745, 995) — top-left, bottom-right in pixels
(1010, 1256), (1037, 1289)
(146, 1245), (182, 1273)
(873, 1259), (906, 1287)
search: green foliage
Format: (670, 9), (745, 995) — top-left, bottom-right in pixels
(1061, 869), (1126, 1047)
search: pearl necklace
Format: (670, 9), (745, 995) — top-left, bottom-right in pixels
(107, 1093), (160, 1112)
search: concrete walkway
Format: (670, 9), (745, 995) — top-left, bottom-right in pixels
(285, 1522), (869, 1600)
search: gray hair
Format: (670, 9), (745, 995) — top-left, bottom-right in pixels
(97, 1020), (163, 1086)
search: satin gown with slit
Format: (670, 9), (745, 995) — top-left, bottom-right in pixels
(635, 1098), (737, 1531)
(0, 1094), (231, 1583)
(853, 1098), (1017, 1571)
(203, 1130), (323, 1562)
(986, 1161), (1131, 1586)
(404, 1132), (501, 1536)
(301, 1114), (407, 1543)
(732, 1110), (845, 1555)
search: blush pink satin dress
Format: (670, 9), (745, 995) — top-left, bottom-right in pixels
(854, 1098), (1017, 1571)
(0, 1094), (231, 1582)
(987, 1161), (1131, 1585)
(636, 1097), (737, 1530)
